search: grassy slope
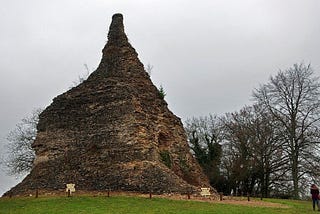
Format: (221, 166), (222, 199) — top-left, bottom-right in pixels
(0, 196), (312, 214)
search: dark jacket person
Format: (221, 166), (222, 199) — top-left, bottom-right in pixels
(310, 184), (320, 211)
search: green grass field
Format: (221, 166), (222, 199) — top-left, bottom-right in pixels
(0, 195), (313, 214)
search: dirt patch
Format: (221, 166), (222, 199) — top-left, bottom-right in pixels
(215, 199), (289, 208)
(153, 194), (289, 208)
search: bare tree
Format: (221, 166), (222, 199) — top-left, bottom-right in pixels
(4, 108), (42, 176)
(221, 105), (289, 197)
(222, 106), (260, 195)
(253, 63), (320, 198)
(185, 114), (223, 190)
(70, 63), (91, 88)
(145, 63), (153, 76)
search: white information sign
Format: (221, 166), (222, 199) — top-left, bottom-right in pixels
(200, 187), (211, 197)
(66, 183), (76, 193)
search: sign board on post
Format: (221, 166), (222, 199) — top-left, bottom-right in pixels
(66, 183), (76, 196)
(200, 187), (211, 197)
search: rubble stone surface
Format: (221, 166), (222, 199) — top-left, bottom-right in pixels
(4, 14), (210, 196)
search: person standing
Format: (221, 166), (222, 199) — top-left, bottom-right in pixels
(311, 184), (320, 211)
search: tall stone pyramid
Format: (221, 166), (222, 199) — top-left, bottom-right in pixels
(4, 14), (210, 196)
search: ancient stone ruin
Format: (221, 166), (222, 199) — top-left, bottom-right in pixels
(4, 13), (210, 196)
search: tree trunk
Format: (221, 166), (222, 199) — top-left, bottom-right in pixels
(292, 153), (299, 199)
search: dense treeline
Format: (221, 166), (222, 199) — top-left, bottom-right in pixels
(185, 63), (320, 199)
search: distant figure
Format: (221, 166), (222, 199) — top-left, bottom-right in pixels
(310, 184), (320, 211)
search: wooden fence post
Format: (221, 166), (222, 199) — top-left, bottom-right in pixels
(219, 192), (223, 201)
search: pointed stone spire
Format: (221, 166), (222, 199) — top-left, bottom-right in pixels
(107, 13), (128, 46)
(91, 13), (143, 79)
(3, 14), (212, 197)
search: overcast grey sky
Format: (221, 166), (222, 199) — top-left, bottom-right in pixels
(1, 0), (320, 195)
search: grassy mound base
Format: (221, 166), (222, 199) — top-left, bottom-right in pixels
(0, 195), (312, 214)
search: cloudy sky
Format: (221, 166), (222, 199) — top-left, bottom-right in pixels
(1, 0), (320, 195)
